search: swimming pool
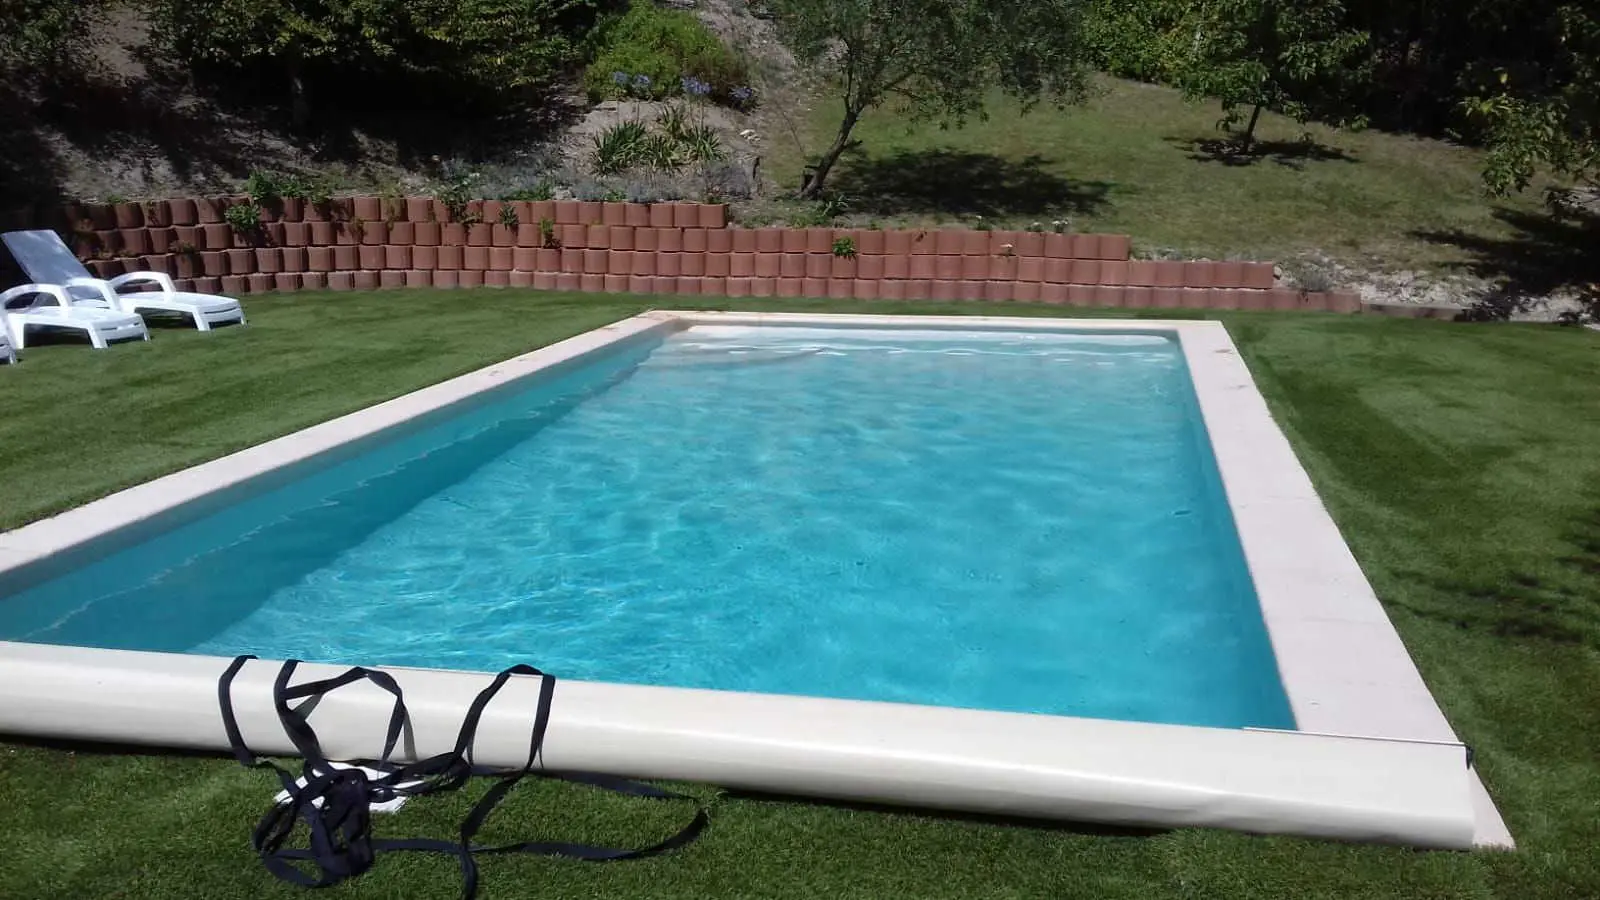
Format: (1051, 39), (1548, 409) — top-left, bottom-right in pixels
(0, 324), (1291, 730)
(0, 312), (1507, 849)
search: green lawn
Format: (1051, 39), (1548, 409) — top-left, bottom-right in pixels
(758, 77), (1551, 271)
(3, 291), (1599, 899)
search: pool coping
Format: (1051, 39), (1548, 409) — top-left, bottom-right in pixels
(0, 310), (1510, 848)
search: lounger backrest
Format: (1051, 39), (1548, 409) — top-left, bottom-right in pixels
(2, 230), (93, 290)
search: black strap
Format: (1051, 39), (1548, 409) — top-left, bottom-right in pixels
(218, 656), (708, 898)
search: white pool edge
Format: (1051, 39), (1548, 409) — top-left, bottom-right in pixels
(0, 310), (1511, 849)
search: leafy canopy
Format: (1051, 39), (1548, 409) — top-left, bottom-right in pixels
(157, 0), (603, 90)
(1467, 3), (1600, 197)
(1168, 0), (1370, 144)
(768, 0), (1093, 197)
(0, 0), (111, 68)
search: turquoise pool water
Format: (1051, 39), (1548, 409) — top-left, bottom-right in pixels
(0, 325), (1293, 729)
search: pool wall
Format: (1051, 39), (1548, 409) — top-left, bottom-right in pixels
(0, 311), (1509, 848)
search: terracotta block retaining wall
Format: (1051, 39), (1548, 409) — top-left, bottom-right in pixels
(8, 197), (1359, 313)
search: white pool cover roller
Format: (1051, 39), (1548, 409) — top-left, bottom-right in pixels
(0, 642), (1476, 848)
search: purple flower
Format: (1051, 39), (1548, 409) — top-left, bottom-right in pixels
(611, 71), (630, 86)
(731, 86), (755, 104)
(632, 74), (651, 90)
(681, 76), (711, 97)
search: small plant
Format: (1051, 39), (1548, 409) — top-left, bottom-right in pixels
(434, 168), (483, 224)
(971, 215), (992, 231)
(539, 218), (560, 249)
(641, 132), (687, 174)
(379, 186), (405, 224)
(172, 241), (198, 256)
(105, 193), (128, 205)
(348, 216), (366, 240)
(244, 170), (283, 204)
(1025, 221), (1046, 233)
(729, 86), (756, 111)
(224, 202), (262, 235)
(592, 121), (649, 176)
(303, 177), (333, 208)
(831, 236), (857, 258)
(1051, 219), (1072, 234)
(681, 124), (725, 164)
(503, 180), (555, 202)
(498, 204), (520, 228)
(657, 104), (690, 143)
(818, 193), (850, 220)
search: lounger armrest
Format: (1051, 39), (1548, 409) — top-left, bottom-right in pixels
(0, 283), (73, 310)
(110, 271), (177, 295)
(63, 277), (124, 310)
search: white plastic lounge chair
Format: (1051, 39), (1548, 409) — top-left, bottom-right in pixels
(0, 327), (14, 363)
(1, 283), (149, 349)
(2, 229), (245, 331)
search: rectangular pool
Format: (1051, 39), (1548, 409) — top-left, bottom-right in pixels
(0, 323), (1291, 729)
(0, 312), (1503, 849)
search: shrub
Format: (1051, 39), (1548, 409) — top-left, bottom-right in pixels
(158, 0), (606, 118)
(224, 202), (262, 235)
(584, 0), (747, 103)
(831, 236), (856, 258)
(433, 166), (483, 224)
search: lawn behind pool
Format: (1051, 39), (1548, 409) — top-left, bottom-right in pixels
(2, 291), (1598, 899)
(759, 76), (1550, 271)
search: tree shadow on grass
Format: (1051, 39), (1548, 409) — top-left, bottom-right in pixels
(1411, 207), (1600, 320)
(829, 149), (1111, 219)
(1167, 136), (1358, 170)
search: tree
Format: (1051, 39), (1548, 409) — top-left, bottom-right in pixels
(766, 0), (1093, 199)
(1468, 3), (1599, 198)
(155, 0), (605, 127)
(1466, 3), (1599, 323)
(1169, 0), (1370, 152)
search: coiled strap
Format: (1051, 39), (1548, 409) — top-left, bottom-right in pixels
(218, 656), (708, 898)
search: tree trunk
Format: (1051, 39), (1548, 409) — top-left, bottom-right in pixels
(799, 107), (862, 199)
(288, 53), (311, 131)
(1239, 103), (1264, 153)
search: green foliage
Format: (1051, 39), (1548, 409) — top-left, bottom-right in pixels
(1467, 4), (1600, 197)
(640, 132), (687, 174)
(1167, 0), (1370, 147)
(769, 0), (1093, 197)
(223, 201), (262, 235)
(657, 103), (690, 143)
(583, 0), (747, 103)
(680, 123), (725, 164)
(588, 105), (726, 178)
(433, 168), (484, 224)
(243, 169), (311, 204)
(830, 236), (856, 258)
(156, 0), (605, 109)
(497, 204), (520, 228)
(538, 217), (559, 248)
(590, 120), (649, 175)
(1081, 0), (1187, 82)
(0, 0), (110, 68)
